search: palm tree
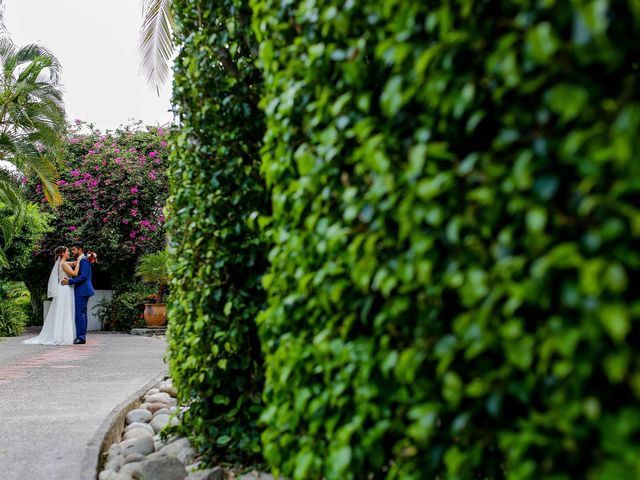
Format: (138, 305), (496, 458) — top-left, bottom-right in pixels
(139, 0), (175, 95)
(0, 38), (65, 207)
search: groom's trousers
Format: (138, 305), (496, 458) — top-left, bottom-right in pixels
(75, 295), (90, 341)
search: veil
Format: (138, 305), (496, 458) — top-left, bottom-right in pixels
(47, 258), (61, 298)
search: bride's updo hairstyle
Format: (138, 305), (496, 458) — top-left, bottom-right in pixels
(54, 246), (67, 259)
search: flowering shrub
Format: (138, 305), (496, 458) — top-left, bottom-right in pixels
(26, 121), (170, 286)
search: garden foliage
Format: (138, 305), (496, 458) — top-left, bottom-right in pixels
(25, 122), (169, 282)
(167, 0), (268, 462)
(252, 1), (640, 478)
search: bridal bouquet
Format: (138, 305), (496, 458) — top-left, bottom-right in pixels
(86, 250), (98, 263)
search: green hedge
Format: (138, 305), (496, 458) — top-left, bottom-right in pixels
(167, 0), (267, 463)
(252, 1), (640, 478)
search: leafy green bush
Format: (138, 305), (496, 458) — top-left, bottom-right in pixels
(0, 296), (27, 337)
(252, 1), (640, 478)
(167, 0), (268, 463)
(99, 282), (155, 332)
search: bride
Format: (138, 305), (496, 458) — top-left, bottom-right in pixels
(23, 246), (81, 345)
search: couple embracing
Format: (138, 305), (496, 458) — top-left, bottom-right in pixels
(24, 242), (95, 346)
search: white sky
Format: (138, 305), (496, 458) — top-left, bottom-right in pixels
(4, 0), (174, 131)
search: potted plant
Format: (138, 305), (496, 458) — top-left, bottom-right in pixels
(135, 250), (168, 327)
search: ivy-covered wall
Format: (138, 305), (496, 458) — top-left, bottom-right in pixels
(252, 1), (640, 478)
(167, 0), (267, 463)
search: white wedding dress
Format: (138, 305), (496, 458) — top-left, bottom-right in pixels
(23, 259), (76, 345)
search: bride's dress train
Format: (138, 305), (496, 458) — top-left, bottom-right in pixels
(23, 259), (76, 345)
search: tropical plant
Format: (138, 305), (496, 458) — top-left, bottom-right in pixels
(136, 249), (168, 303)
(0, 202), (51, 323)
(138, 0), (175, 94)
(98, 282), (156, 332)
(0, 38), (65, 206)
(0, 296), (27, 337)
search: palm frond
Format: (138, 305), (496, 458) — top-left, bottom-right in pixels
(138, 0), (174, 95)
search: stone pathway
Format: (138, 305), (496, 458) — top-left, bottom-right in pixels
(0, 332), (167, 480)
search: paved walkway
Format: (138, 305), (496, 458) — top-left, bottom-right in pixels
(0, 332), (167, 480)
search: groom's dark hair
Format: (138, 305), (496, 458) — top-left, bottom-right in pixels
(72, 241), (84, 251)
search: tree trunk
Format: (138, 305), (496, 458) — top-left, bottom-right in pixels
(24, 279), (44, 326)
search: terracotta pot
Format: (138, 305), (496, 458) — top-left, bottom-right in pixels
(143, 303), (167, 327)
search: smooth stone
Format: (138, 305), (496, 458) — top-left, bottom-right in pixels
(145, 392), (173, 404)
(108, 443), (122, 457)
(132, 457), (187, 480)
(99, 469), (115, 480)
(119, 462), (142, 477)
(124, 422), (155, 435)
(171, 416), (180, 427)
(159, 437), (196, 464)
(187, 467), (223, 480)
(113, 474), (134, 480)
(146, 387), (161, 396)
(123, 453), (146, 465)
(126, 409), (152, 425)
(123, 428), (154, 441)
(145, 402), (169, 414)
(160, 385), (178, 398)
(238, 473), (279, 480)
(105, 454), (125, 472)
(146, 451), (168, 462)
(152, 407), (171, 418)
(119, 435), (155, 456)
(150, 414), (171, 433)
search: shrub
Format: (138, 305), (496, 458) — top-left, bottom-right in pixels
(252, 1), (640, 478)
(98, 282), (155, 332)
(0, 203), (51, 324)
(25, 121), (170, 288)
(167, 0), (268, 464)
(0, 297), (28, 337)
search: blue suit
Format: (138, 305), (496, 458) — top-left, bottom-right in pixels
(67, 257), (95, 341)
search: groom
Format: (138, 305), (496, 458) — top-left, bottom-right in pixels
(61, 242), (95, 344)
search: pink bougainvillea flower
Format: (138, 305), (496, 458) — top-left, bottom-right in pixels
(91, 180), (99, 187)
(122, 219), (129, 225)
(74, 118), (82, 125)
(69, 226), (77, 231)
(102, 218), (108, 223)
(88, 150), (96, 155)
(129, 148), (137, 152)
(132, 199), (138, 205)
(130, 186), (139, 194)
(69, 137), (80, 144)
(114, 148), (120, 153)
(130, 231), (137, 238)
(21, 177), (28, 185)
(114, 157), (123, 164)
(158, 215), (165, 223)
(71, 169), (81, 177)
(148, 151), (157, 158)
(148, 171), (157, 180)
(57, 179), (67, 186)
(83, 173), (92, 179)
(130, 209), (138, 216)
(94, 165), (100, 171)
(160, 141), (168, 147)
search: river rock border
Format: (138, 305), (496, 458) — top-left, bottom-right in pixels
(97, 378), (277, 480)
